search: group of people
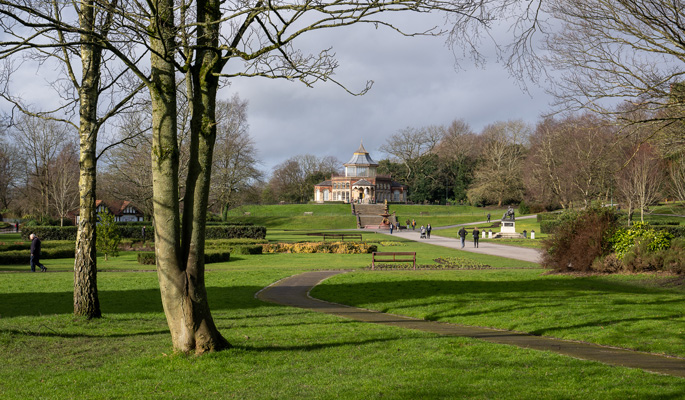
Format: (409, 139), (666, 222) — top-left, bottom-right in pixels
(390, 219), (432, 239)
(458, 226), (480, 248)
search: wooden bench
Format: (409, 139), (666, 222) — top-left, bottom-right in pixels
(322, 233), (362, 242)
(371, 252), (417, 270)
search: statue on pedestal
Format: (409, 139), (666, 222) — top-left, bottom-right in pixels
(502, 205), (515, 221)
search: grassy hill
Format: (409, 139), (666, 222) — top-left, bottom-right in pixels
(224, 203), (510, 229)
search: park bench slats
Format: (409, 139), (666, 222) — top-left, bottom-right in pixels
(371, 251), (416, 270)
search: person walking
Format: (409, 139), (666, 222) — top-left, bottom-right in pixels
(458, 227), (467, 248)
(486, 213), (491, 223)
(389, 223), (394, 234)
(426, 224), (432, 239)
(411, 219), (416, 230)
(29, 233), (47, 272)
(473, 227), (480, 248)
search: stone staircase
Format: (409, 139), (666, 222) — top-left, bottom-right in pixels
(352, 204), (396, 229)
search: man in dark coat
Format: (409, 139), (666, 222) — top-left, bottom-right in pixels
(473, 227), (480, 248)
(458, 227), (467, 248)
(29, 233), (47, 272)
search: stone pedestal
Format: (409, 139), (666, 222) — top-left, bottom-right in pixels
(501, 221), (516, 234)
(494, 220), (523, 238)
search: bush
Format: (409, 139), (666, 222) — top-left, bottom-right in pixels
(611, 222), (673, 260)
(137, 252), (156, 265)
(115, 225), (153, 241)
(97, 212), (121, 260)
(537, 213), (561, 223)
(21, 226), (78, 241)
(661, 238), (685, 274)
(539, 220), (562, 234)
(591, 254), (625, 273)
(204, 225), (266, 239)
(0, 243), (74, 265)
(518, 200), (531, 216)
(541, 206), (619, 272)
(651, 225), (685, 238)
(136, 250), (231, 265)
(262, 241), (377, 254)
(230, 245), (263, 255)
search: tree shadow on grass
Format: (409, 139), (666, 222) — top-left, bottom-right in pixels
(0, 285), (271, 318)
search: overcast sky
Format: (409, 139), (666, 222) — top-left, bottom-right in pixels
(225, 13), (554, 175)
(4, 11), (555, 177)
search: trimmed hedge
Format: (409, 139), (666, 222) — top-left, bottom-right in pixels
(21, 224), (265, 241)
(540, 220), (562, 234)
(21, 226), (77, 241)
(137, 250), (231, 265)
(0, 244), (75, 265)
(653, 225), (685, 238)
(229, 245), (263, 255)
(537, 213), (561, 223)
(137, 252), (156, 265)
(205, 225), (266, 240)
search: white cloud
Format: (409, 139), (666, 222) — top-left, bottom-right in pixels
(223, 14), (552, 175)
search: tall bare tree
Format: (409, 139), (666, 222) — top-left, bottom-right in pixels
(525, 114), (619, 208)
(617, 144), (664, 223)
(211, 95), (263, 218)
(467, 120), (530, 206)
(542, 0), (685, 128)
(51, 143), (80, 226)
(0, 136), (20, 211)
(10, 115), (72, 218)
(380, 126), (444, 181)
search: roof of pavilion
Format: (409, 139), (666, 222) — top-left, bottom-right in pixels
(344, 141), (378, 167)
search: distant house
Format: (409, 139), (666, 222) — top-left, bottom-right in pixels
(71, 200), (145, 224)
(314, 142), (408, 203)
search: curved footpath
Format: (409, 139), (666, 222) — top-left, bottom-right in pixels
(257, 224), (685, 378)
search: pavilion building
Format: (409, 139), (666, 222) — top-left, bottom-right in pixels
(314, 142), (407, 203)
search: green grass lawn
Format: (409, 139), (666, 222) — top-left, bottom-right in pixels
(2, 227), (685, 398)
(220, 203), (516, 229)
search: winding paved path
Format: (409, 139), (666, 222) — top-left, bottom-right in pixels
(257, 251), (685, 378)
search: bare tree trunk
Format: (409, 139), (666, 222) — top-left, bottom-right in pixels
(149, 0), (229, 353)
(180, 0), (231, 352)
(73, 0), (101, 318)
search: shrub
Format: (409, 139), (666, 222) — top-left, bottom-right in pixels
(539, 220), (562, 234)
(97, 212), (121, 260)
(230, 245), (263, 255)
(590, 254), (625, 273)
(0, 243), (74, 265)
(518, 200), (531, 216)
(262, 241), (377, 254)
(536, 213), (561, 223)
(650, 225), (685, 238)
(541, 206), (619, 272)
(21, 226), (78, 241)
(137, 252), (156, 265)
(204, 225), (266, 240)
(661, 238), (685, 274)
(136, 250), (231, 265)
(611, 222), (673, 260)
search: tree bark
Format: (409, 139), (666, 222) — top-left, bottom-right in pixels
(149, 0), (229, 353)
(73, 0), (101, 318)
